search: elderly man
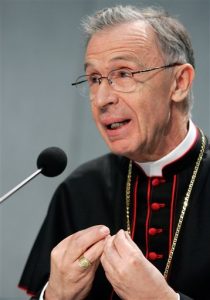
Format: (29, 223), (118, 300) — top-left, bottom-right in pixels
(19, 5), (210, 300)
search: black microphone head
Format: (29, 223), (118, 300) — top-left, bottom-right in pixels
(37, 147), (67, 177)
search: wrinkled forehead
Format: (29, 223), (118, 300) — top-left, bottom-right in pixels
(84, 21), (162, 69)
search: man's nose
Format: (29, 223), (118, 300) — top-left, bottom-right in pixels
(92, 79), (118, 108)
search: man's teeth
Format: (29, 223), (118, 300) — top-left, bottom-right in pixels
(110, 121), (127, 129)
(111, 122), (123, 129)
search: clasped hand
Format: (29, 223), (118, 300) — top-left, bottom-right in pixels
(45, 225), (177, 300)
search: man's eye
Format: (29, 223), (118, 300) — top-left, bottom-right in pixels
(89, 75), (100, 85)
(117, 70), (131, 78)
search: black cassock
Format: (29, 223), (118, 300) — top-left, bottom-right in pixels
(19, 129), (210, 300)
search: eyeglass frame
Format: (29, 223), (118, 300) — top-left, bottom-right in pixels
(71, 62), (182, 95)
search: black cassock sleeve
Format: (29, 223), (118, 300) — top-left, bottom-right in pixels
(179, 293), (194, 300)
(18, 182), (75, 296)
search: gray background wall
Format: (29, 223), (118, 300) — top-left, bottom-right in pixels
(0, 0), (209, 299)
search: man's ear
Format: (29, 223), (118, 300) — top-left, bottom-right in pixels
(171, 64), (195, 102)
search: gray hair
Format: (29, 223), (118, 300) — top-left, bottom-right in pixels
(82, 5), (195, 114)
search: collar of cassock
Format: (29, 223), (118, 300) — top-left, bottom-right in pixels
(135, 120), (198, 177)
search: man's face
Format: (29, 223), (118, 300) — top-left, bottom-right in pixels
(85, 21), (179, 162)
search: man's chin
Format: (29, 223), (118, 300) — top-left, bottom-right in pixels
(110, 147), (134, 159)
(105, 139), (139, 159)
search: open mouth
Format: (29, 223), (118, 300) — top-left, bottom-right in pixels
(106, 120), (130, 130)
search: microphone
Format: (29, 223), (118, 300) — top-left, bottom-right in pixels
(0, 147), (67, 205)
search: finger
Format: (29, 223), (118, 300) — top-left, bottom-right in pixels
(55, 225), (110, 262)
(84, 236), (106, 262)
(125, 231), (142, 252)
(113, 230), (141, 258)
(71, 225), (110, 261)
(77, 238), (106, 272)
(101, 235), (121, 270)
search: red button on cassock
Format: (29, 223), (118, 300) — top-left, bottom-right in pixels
(151, 203), (165, 211)
(148, 252), (163, 261)
(151, 178), (160, 186)
(151, 178), (166, 186)
(148, 228), (163, 236)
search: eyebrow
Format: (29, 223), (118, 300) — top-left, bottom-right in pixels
(84, 55), (144, 71)
(84, 62), (94, 71)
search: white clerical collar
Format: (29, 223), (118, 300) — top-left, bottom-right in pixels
(135, 120), (197, 177)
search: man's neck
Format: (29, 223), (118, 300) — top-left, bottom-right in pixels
(135, 120), (197, 177)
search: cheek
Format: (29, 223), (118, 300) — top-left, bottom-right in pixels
(91, 106), (106, 135)
(91, 104), (98, 123)
(126, 93), (149, 131)
(130, 91), (171, 137)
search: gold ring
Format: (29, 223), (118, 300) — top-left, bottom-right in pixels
(78, 256), (92, 269)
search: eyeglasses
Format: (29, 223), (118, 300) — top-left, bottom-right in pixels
(71, 63), (181, 97)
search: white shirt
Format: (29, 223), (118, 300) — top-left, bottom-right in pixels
(136, 120), (197, 177)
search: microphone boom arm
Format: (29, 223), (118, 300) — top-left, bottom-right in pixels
(0, 169), (42, 205)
